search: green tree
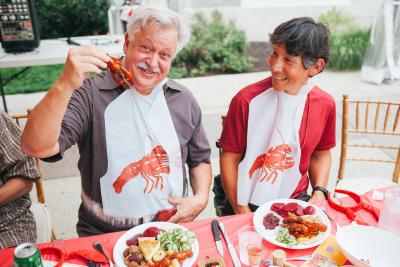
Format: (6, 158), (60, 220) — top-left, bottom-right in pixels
(170, 11), (255, 78)
(35, 0), (109, 38)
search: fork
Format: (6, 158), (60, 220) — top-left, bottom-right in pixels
(92, 241), (114, 267)
(263, 254), (312, 265)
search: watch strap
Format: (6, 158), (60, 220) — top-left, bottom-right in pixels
(312, 186), (329, 199)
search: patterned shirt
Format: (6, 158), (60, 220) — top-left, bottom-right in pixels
(43, 71), (211, 236)
(0, 112), (41, 248)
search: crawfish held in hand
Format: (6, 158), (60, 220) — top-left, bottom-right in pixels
(107, 56), (133, 88)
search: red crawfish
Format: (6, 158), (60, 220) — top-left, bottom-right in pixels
(248, 144), (294, 184)
(113, 145), (170, 194)
(107, 55), (133, 88)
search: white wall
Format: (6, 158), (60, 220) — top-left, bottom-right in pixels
(183, 0), (381, 42)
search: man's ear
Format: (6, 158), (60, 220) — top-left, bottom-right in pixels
(309, 58), (325, 77)
(123, 33), (129, 54)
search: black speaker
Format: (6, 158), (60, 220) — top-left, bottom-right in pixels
(0, 0), (40, 53)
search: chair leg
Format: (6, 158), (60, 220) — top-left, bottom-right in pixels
(51, 230), (57, 241)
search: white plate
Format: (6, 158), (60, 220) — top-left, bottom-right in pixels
(253, 198), (331, 249)
(336, 224), (400, 267)
(113, 222), (199, 267)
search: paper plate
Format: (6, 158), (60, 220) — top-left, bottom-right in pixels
(336, 224), (400, 267)
(113, 222), (199, 267)
(253, 198), (331, 249)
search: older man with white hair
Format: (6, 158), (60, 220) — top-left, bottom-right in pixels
(21, 5), (212, 236)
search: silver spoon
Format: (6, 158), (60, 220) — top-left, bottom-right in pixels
(92, 241), (114, 267)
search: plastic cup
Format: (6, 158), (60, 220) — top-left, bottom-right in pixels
(247, 244), (264, 267)
(378, 186), (400, 234)
(238, 225), (263, 265)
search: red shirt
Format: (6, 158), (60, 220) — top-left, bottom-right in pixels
(219, 77), (336, 198)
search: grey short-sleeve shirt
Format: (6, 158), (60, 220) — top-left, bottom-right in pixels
(43, 71), (211, 235)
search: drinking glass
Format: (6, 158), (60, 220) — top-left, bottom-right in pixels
(378, 186), (400, 234)
(238, 226), (263, 265)
(247, 244), (264, 267)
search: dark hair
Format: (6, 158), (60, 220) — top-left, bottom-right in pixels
(270, 17), (330, 70)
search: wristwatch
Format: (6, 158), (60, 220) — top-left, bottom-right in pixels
(312, 186), (329, 200)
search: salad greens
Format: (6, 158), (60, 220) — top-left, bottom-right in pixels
(276, 228), (297, 247)
(158, 228), (196, 252)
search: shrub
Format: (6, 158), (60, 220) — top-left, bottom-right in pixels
(318, 8), (371, 71)
(170, 11), (255, 78)
(35, 0), (109, 38)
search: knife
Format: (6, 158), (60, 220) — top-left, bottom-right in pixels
(218, 222), (241, 267)
(211, 219), (224, 257)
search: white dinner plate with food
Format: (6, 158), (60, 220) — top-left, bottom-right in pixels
(113, 222), (199, 267)
(336, 224), (400, 267)
(253, 199), (331, 249)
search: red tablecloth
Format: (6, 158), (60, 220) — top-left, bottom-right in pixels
(0, 189), (384, 267)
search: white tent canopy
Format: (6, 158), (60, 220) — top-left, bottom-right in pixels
(361, 0), (400, 84)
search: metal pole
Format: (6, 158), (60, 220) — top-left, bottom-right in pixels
(0, 71), (8, 112)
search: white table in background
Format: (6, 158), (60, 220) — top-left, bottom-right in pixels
(0, 35), (124, 112)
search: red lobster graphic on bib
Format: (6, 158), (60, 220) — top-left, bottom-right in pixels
(248, 144), (294, 184)
(113, 145), (170, 194)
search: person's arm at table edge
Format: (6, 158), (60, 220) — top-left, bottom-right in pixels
(220, 150), (251, 214)
(308, 149), (332, 203)
(168, 162), (212, 223)
(189, 162), (212, 211)
(0, 177), (33, 206)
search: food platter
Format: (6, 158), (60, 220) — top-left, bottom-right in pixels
(253, 199), (331, 249)
(113, 222), (199, 267)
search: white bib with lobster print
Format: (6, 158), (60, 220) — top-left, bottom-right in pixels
(237, 81), (313, 206)
(99, 81), (183, 221)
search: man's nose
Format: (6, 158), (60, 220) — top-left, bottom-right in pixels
(146, 54), (159, 67)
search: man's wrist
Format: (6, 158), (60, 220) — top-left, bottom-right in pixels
(312, 186), (329, 199)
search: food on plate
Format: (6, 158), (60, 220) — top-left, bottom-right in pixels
(126, 234), (144, 246)
(158, 228), (195, 252)
(266, 201), (328, 247)
(282, 215), (327, 238)
(139, 237), (161, 262)
(143, 227), (162, 238)
(263, 213), (280, 230)
(276, 228), (297, 247)
(270, 202), (316, 218)
(123, 226), (195, 267)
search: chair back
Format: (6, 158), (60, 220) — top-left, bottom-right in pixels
(30, 201), (52, 243)
(338, 95), (400, 183)
(11, 112), (46, 204)
(11, 111), (56, 240)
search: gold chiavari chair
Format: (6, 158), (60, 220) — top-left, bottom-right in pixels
(11, 111), (57, 241)
(336, 95), (400, 194)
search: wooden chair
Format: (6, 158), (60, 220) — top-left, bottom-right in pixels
(11, 111), (57, 241)
(336, 95), (400, 194)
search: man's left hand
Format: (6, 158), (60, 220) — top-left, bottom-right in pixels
(308, 190), (327, 204)
(167, 195), (207, 223)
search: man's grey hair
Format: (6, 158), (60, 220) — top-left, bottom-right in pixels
(126, 5), (191, 56)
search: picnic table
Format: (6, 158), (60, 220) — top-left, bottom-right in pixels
(0, 189), (384, 267)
